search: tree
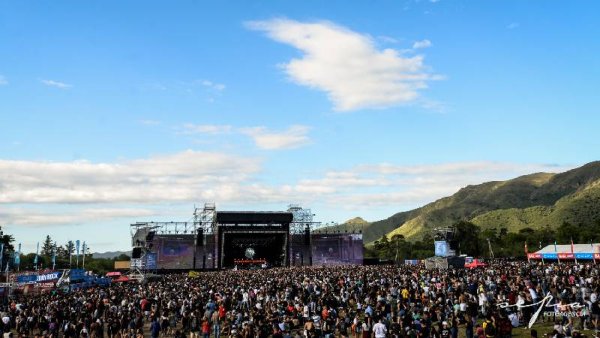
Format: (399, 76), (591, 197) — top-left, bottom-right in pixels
(41, 235), (55, 258)
(0, 226), (15, 251)
(62, 241), (75, 259)
(453, 221), (482, 256)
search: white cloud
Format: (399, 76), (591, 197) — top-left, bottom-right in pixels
(507, 22), (520, 29)
(0, 75), (7, 86)
(240, 125), (311, 150)
(247, 19), (439, 111)
(0, 207), (158, 227)
(40, 79), (72, 89)
(412, 39), (432, 49)
(0, 152), (574, 231)
(0, 150), (261, 204)
(199, 80), (226, 91)
(180, 124), (232, 135)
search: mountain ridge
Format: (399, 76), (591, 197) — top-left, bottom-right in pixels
(361, 161), (600, 244)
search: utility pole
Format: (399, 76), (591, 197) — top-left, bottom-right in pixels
(487, 238), (495, 259)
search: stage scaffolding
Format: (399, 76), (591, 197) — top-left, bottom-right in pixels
(130, 203), (321, 269)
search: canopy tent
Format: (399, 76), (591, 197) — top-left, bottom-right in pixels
(527, 243), (600, 260)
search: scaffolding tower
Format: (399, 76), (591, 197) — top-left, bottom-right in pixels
(287, 204), (320, 233)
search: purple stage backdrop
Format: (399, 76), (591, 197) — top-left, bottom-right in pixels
(311, 233), (363, 265)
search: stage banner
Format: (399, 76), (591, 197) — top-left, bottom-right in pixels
(145, 253), (157, 270)
(434, 241), (449, 257)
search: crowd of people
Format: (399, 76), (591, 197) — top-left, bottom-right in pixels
(0, 261), (599, 338)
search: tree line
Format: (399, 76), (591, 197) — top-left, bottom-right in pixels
(366, 219), (600, 261)
(0, 227), (129, 274)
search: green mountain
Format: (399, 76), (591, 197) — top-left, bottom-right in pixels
(314, 217), (370, 234)
(363, 161), (600, 244)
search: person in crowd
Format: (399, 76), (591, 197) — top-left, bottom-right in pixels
(3, 261), (600, 337)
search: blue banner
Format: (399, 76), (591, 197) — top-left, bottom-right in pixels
(434, 241), (449, 257)
(69, 269), (86, 281)
(16, 271), (62, 283)
(14, 243), (21, 265)
(146, 253), (157, 269)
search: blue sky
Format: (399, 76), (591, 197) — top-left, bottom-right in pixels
(1, 1), (599, 252)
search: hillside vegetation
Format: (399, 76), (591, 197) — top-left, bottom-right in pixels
(363, 161), (600, 244)
(313, 217), (370, 234)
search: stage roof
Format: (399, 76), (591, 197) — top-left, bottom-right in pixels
(535, 243), (600, 254)
(216, 211), (293, 225)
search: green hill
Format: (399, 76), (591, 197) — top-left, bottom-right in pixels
(314, 217), (370, 234)
(363, 161), (600, 244)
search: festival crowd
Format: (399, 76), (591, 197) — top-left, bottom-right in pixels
(1, 261), (599, 338)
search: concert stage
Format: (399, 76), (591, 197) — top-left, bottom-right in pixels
(130, 204), (363, 270)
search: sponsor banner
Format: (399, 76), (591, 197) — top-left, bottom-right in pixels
(16, 271), (62, 284)
(529, 252), (598, 260)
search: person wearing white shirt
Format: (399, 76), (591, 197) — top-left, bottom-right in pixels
(373, 319), (387, 338)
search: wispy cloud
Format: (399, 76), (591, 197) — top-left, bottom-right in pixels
(378, 35), (399, 44)
(198, 79), (226, 91)
(412, 39), (432, 49)
(240, 125), (311, 150)
(180, 123), (232, 135)
(507, 22), (520, 29)
(40, 79), (72, 89)
(0, 207), (159, 227)
(247, 18), (440, 111)
(0, 75), (7, 86)
(139, 119), (161, 126)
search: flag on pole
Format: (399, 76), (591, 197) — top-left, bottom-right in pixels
(52, 248), (56, 270)
(82, 242), (86, 269)
(69, 241), (72, 267)
(0, 243), (4, 270)
(555, 240), (560, 263)
(75, 240), (80, 268)
(539, 241), (542, 249)
(34, 242), (39, 269)
(571, 238), (578, 264)
(525, 241), (530, 262)
(14, 243), (21, 266)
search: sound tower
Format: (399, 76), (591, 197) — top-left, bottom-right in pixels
(132, 247), (142, 259)
(145, 231), (155, 242)
(196, 228), (204, 247)
(304, 227), (310, 245)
